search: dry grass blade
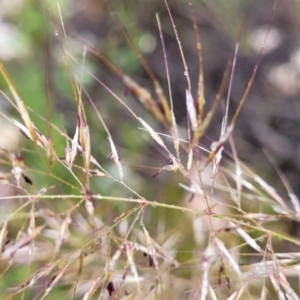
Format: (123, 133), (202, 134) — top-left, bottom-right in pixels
(260, 284), (268, 300)
(44, 41), (54, 170)
(78, 109), (91, 178)
(278, 270), (300, 300)
(263, 150), (300, 219)
(40, 261), (71, 300)
(269, 273), (285, 300)
(209, 285), (218, 300)
(72, 252), (84, 299)
(202, 124), (234, 172)
(67, 117), (79, 168)
(123, 76), (168, 126)
(138, 118), (166, 149)
(72, 35), (169, 127)
(0, 221), (8, 254)
(140, 224), (158, 269)
(0, 61), (37, 143)
(163, 0), (191, 94)
(186, 90), (198, 132)
(226, 284), (247, 300)
(125, 243), (141, 292)
(156, 13), (179, 156)
(200, 243), (218, 300)
(111, 5), (172, 125)
(56, 4), (92, 184)
(229, 9), (275, 128)
(7, 225), (45, 259)
(7, 263), (58, 299)
(189, 243), (217, 300)
(290, 193), (300, 219)
(75, 35), (175, 148)
(253, 174), (291, 214)
(191, 57), (232, 147)
(229, 136), (242, 207)
(207, 43), (239, 179)
(108, 136), (123, 181)
(187, 148), (193, 173)
(83, 276), (102, 300)
(189, 0), (205, 122)
(213, 237), (241, 276)
(54, 214), (71, 255)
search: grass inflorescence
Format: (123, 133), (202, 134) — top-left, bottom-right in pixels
(0, 0), (299, 299)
